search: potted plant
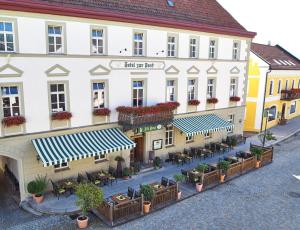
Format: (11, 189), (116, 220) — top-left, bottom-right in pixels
(140, 184), (154, 214)
(195, 163), (209, 192)
(188, 99), (200, 106)
(173, 174), (185, 200)
(76, 183), (104, 229)
(122, 167), (131, 180)
(33, 175), (48, 204)
(93, 108), (111, 116)
(230, 96), (241, 102)
(251, 147), (264, 168)
(114, 156), (125, 178)
(218, 160), (230, 183)
(51, 111), (72, 121)
(27, 181), (37, 198)
(2, 115), (26, 127)
(207, 98), (219, 104)
(230, 136), (238, 148)
(153, 156), (162, 169)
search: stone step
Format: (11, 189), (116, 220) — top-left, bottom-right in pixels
(19, 200), (43, 216)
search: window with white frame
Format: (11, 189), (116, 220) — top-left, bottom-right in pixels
(1, 86), (20, 117)
(167, 35), (177, 57)
(0, 21), (15, 52)
(204, 132), (212, 139)
(290, 101), (296, 114)
(133, 32), (144, 56)
(93, 82), (106, 109)
(228, 114), (235, 133)
(186, 135), (194, 142)
(209, 39), (217, 59)
(207, 79), (215, 98)
(48, 25), (64, 53)
(292, 80), (295, 89)
(94, 153), (106, 162)
(91, 28), (104, 54)
(285, 80), (289, 90)
(166, 80), (176, 102)
(165, 126), (174, 146)
(188, 79), (196, 101)
(277, 80), (282, 94)
(50, 83), (67, 113)
(232, 41), (240, 60)
(269, 80), (274, 95)
(54, 162), (69, 170)
(230, 78), (238, 97)
(189, 38), (198, 58)
(132, 81), (144, 107)
(268, 106), (277, 122)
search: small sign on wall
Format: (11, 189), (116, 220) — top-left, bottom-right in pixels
(152, 139), (163, 150)
(110, 60), (165, 70)
(135, 124), (163, 134)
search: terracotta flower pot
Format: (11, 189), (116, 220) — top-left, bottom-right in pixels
(123, 176), (130, 180)
(34, 194), (44, 204)
(220, 174), (226, 183)
(177, 191), (182, 200)
(143, 201), (151, 214)
(256, 160), (261, 168)
(77, 216), (89, 229)
(196, 183), (203, 192)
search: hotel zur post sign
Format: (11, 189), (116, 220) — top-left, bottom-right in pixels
(110, 60), (165, 70)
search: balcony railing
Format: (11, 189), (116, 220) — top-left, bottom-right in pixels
(280, 89), (300, 101)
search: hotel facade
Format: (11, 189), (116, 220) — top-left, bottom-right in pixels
(0, 0), (255, 201)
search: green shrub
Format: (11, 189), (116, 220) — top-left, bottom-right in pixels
(34, 175), (48, 196)
(251, 147), (264, 160)
(140, 185), (155, 202)
(153, 157), (162, 169)
(27, 181), (37, 194)
(173, 174), (185, 183)
(218, 160), (231, 174)
(196, 163), (208, 173)
(122, 167), (131, 177)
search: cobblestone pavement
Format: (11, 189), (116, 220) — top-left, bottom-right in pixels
(5, 133), (300, 230)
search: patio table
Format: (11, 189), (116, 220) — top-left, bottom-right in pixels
(149, 182), (166, 193)
(202, 148), (213, 158)
(216, 142), (230, 152)
(111, 193), (130, 204)
(57, 179), (78, 194)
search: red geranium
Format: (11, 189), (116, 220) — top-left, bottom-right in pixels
(207, 98), (219, 104)
(230, 96), (241, 102)
(93, 108), (111, 116)
(157, 102), (180, 110)
(188, 99), (200, 106)
(2, 116), (26, 127)
(51, 111), (72, 121)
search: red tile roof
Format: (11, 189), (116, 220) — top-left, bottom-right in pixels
(251, 43), (300, 70)
(0, 0), (256, 38)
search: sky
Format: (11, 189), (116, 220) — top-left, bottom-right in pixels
(217, 0), (300, 59)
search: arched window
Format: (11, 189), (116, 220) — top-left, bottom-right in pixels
(268, 106), (277, 121)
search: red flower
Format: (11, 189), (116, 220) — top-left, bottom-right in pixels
(2, 116), (26, 127)
(157, 102), (180, 110)
(93, 108), (111, 116)
(230, 96), (241, 102)
(207, 98), (219, 104)
(51, 111), (72, 121)
(188, 99), (200, 106)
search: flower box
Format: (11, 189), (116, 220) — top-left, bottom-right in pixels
(93, 108), (111, 116)
(2, 116), (26, 127)
(207, 98), (219, 104)
(230, 96), (241, 102)
(51, 111), (72, 121)
(188, 99), (200, 106)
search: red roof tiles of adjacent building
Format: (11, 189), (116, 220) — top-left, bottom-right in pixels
(251, 43), (300, 70)
(0, 0), (256, 38)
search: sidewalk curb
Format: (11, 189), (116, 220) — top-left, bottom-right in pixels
(266, 129), (300, 147)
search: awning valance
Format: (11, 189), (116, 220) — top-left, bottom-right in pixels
(172, 114), (234, 137)
(32, 128), (135, 167)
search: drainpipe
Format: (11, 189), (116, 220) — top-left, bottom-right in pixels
(260, 68), (272, 132)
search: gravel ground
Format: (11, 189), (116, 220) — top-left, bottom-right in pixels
(5, 134), (300, 230)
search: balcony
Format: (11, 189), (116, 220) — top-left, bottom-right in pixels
(117, 102), (179, 131)
(281, 89), (300, 101)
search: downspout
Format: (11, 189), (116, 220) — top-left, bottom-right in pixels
(260, 68), (272, 132)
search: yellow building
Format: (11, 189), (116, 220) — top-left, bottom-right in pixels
(245, 43), (300, 132)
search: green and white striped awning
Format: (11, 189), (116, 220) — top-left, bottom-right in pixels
(32, 128), (136, 167)
(172, 114), (234, 137)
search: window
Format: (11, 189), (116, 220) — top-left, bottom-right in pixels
(230, 78), (238, 97)
(268, 106), (277, 122)
(277, 80), (282, 94)
(93, 82), (105, 109)
(0, 21), (15, 52)
(209, 39), (217, 59)
(232, 41), (240, 60)
(285, 80), (289, 90)
(94, 154), (106, 162)
(54, 162), (69, 170)
(91, 28), (104, 54)
(133, 32), (145, 56)
(189, 38), (198, 58)
(186, 135), (194, 142)
(204, 132), (212, 139)
(167, 35), (177, 57)
(1, 86), (20, 117)
(269, 80), (274, 95)
(292, 80), (295, 89)
(207, 79), (215, 98)
(132, 81), (144, 107)
(165, 126), (174, 146)
(48, 25), (64, 53)
(228, 114), (235, 133)
(188, 79), (196, 101)
(166, 80), (176, 102)
(290, 101), (297, 114)
(50, 83), (67, 113)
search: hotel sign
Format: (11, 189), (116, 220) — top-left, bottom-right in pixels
(110, 60), (165, 70)
(134, 124), (163, 134)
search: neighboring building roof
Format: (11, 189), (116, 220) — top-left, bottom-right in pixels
(251, 43), (300, 70)
(0, 0), (256, 38)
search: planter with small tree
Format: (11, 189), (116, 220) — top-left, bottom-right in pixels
(122, 167), (131, 180)
(173, 174), (185, 200)
(28, 175), (48, 204)
(251, 147), (264, 168)
(218, 160), (230, 183)
(195, 163), (208, 192)
(114, 156), (125, 178)
(140, 184), (155, 214)
(76, 183), (104, 229)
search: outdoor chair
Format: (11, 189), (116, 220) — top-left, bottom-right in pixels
(86, 172), (102, 186)
(174, 155), (183, 166)
(77, 173), (86, 184)
(196, 149), (205, 160)
(168, 179), (176, 187)
(134, 191), (141, 199)
(161, 177), (169, 187)
(51, 180), (67, 200)
(181, 169), (189, 183)
(188, 172), (200, 185)
(190, 148), (197, 158)
(127, 187), (135, 199)
(148, 151), (155, 164)
(168, 152), (175, 164)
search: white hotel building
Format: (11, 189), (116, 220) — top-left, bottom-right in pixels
(0, 0), (255, 201)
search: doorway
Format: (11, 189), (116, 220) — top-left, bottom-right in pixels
(281, 103), (286, 119)
(132, 136), (144, 163)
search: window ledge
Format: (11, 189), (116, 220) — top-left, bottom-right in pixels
(95, 159), (109, 164)
(186, 140), (195, 144)
(54, 167), (70, 173)
(165, 144), (175, 149)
